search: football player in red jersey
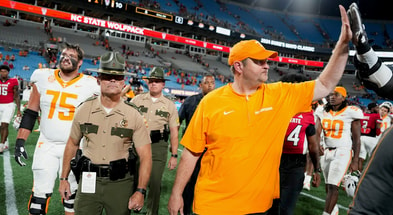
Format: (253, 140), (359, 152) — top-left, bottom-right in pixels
(358, 102), (381, 172)
(278, 73), (321, 215)
(0, 64), (20, 153)
(303, 99), (326, 191)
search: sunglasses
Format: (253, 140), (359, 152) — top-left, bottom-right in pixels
(100, 74), (125, 81)
(149, 79), (164, 83)
(249, 58), (268, 66)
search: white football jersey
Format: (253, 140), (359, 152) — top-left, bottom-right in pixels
(380, 115), (392, 133)
(316, 105), (363, 149)
(31, 69), (100, 143)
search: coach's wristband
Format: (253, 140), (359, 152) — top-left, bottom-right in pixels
(59, 177), (68, 181)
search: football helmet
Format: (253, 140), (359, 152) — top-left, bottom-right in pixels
(342, 172), (360, 197)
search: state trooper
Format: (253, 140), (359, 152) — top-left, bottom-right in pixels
(59, 51), (152, 215)
(131, 67), (179, 215)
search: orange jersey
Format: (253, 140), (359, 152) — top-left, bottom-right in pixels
(182, 81), (315, 214)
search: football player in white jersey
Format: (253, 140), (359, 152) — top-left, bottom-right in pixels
(378, 102), (392, 134)
(14, 43), (100, 215)
(315, 86), (363, 215)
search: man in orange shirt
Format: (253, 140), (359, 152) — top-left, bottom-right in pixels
(168, 5), (352, 215)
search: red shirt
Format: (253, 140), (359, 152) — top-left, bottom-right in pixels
(360, 113), (381, 137)
(283, 111), (315, 154)
(0, 78), (18, 104)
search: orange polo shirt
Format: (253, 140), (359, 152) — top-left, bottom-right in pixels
(181, 81), (315, 214)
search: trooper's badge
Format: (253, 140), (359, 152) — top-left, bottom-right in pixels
(120, 119), (128, 127)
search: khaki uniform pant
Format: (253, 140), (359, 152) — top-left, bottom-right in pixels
(74, 174), (134, 215)
(146, 140), (168, 215)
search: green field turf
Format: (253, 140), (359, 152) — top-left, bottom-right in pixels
(0, 121), (355, 215)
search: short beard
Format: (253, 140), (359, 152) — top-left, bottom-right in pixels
(59, 57), (78, 73)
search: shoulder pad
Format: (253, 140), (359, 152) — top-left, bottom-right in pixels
(124, 100), (142, 113)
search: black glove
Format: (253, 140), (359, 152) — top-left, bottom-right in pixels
(347, 3), (370, 54)
(15, 138), (28, 166)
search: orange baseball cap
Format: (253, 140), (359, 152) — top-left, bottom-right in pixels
(334, 86), (347, 98)
(228, 39), (278, 66)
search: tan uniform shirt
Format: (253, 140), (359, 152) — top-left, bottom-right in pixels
(70, 96), (151, 164)
(132, 92), (179, 132)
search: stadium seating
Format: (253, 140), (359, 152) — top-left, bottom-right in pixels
(197, 0), (238, 28)
(157, 0), (179, 14)
(362, 22), (385, 48)
(0, 16), (46, 51)
(250, 9), (299, 42)
(283, 14), (325, 45)
(318, 17), (341, 41)
(0, 47), (46, 80)
(225, 4), (264, 35)
(1, 2), (393, 103)
(51, 26), (106, 58)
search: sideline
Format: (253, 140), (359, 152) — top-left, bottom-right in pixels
(300, 192), (349, 210)
(2, 150), (19, 215)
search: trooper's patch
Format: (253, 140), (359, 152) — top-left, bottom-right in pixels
(120, 119), (128, 127)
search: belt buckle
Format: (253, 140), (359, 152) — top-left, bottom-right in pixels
(99, 166), (109, 177)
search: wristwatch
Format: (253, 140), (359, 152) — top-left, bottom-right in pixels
(136, 188), (146, 196)
(171, 154), (178, 158)
(315, 167), (322, 173)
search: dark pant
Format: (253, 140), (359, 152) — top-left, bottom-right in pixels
(279, 154), (306, 215)
(74, 174), (134, 215)
(182, 149), (206, 215)
(146, 140), (168, 215)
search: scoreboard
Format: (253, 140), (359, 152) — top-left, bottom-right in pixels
(87, 0), (173, 21)
(87, 0), (125, 10)
(135, 7), (173, 21)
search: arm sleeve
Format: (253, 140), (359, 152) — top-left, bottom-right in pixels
(306, 124), (316, 136)
(181, 99), (207, 153)
(178, 102), (186, 123)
